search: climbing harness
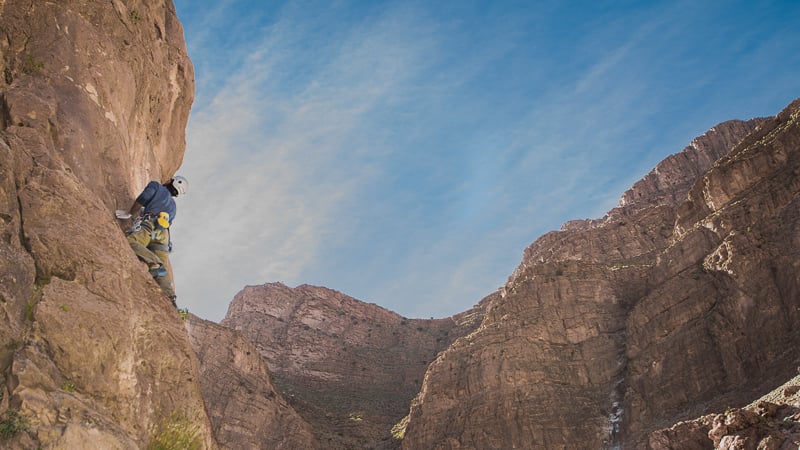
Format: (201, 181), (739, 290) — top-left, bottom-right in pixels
(126, 212), (172, 253)
(127, 215), (144, 234)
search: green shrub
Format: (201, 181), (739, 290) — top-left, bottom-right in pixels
(25, 302), (35, 321)
(147, 414), (201, 450)
(0, 409), (29, 440)
(21, 54), (44, 75)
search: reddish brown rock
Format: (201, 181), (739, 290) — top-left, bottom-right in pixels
(618, 119), (765, 213)
(400, 100), (800, 449)
(0, 0), (217, 448)
(221, 283), (487, 449)
(187, 314), (318, 449)
(647, 375), (800, 450)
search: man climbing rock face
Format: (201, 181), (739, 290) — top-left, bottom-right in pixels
(116, 176), (188, 306)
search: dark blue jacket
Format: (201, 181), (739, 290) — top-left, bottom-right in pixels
(136, 181), (176, 225)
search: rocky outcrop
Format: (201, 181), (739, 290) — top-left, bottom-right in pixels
(186, 314), (318, 449)
(221, 283), (488, 449)
(400, 100), (800, 449)
(0, 0), (216, 448)
(648, 374), (800, 449)
(617, 119), (766, 214)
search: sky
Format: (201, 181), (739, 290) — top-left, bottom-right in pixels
(169, 0), (800, 323)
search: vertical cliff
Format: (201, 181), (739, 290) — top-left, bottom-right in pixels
(187, 314), (318, 449)
(0, 0), (216, 447)
(401, 100), (800, 449)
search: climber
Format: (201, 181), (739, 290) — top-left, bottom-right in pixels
(116, 176), (188, 306)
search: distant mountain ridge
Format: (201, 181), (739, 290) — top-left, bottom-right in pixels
(217, 282), (488, 449)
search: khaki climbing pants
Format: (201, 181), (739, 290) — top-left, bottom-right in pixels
(126, 219), (175, 299)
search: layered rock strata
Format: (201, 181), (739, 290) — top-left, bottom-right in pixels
(221, 282), (487, 449)
(401, 100), (800, 449)
(0, 0), (217, 447)
(187, 314), (318, 449)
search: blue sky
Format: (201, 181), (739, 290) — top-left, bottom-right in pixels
(170, 0), (800, 323)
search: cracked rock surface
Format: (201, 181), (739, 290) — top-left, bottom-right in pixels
(0, 1), (217, 448)
(400, 100), (800, 449)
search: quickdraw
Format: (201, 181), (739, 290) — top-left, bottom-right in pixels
(126, 215), (145, 235)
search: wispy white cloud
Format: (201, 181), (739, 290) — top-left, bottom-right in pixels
(172, 0), (800, 322)
(172, 2), (443, 320)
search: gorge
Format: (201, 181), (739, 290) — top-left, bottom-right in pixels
(1, 1), (800, 449)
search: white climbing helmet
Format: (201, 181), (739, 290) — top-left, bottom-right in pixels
(171, 175), (188, 195)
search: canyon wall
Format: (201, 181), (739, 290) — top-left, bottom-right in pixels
(0, 1), (207, 447)
(187, 314), (317, 449)
(399, 102), (800, 449)
(222, 103), (800, 449)
(3, 2), (798, 449)
(221, 282), (488, 449)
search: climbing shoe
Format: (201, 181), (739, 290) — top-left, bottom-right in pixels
(148, 264), (168, 278)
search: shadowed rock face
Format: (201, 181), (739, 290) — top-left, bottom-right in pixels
(647, 374), (800, 449)
(186, 314), (318, 450)
(221, 283), (488, 449)
(400, 100), (800, 450)
(0, 0), (218, 448)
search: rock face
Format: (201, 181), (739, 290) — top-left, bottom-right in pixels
(186, 314), (318, 449)
(647, 374), (800, 449)
(221, 283), (487, 449)
(617, 118), (766, 213)
(0, 0), (217, 448)
(400, 100), (800, 449)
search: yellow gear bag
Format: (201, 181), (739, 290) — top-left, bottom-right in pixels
(157, 211), (170, 229)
